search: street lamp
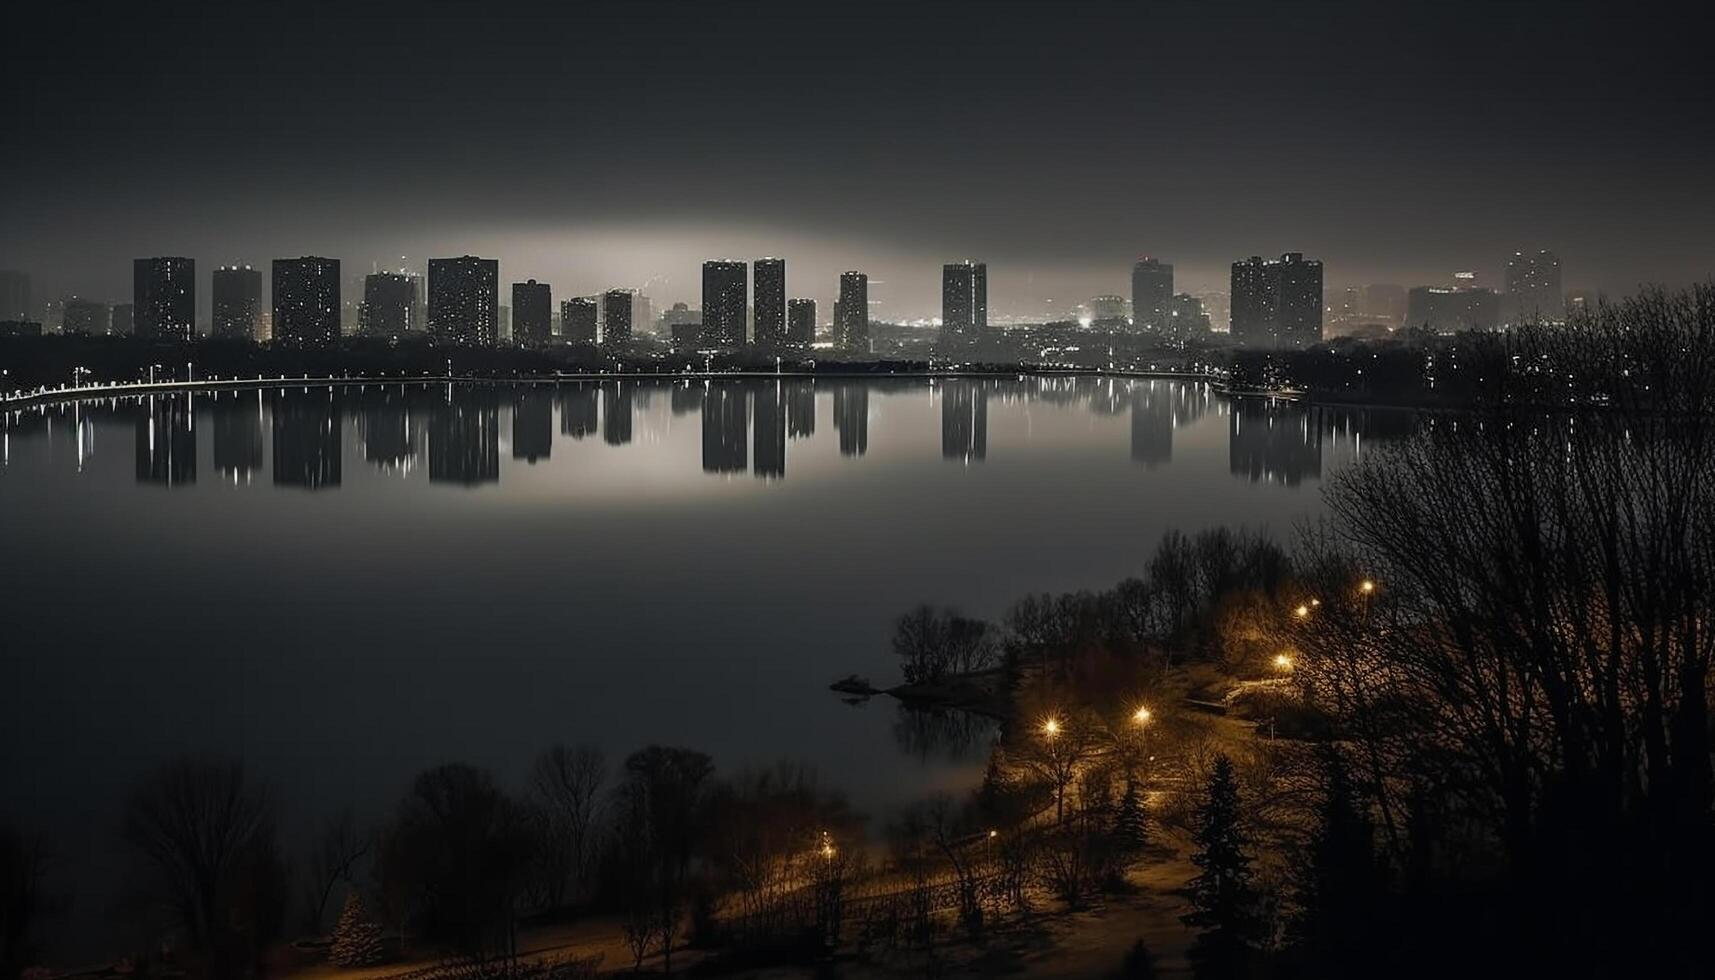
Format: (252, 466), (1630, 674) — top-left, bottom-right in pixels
(1273, 653), (1294, 672)
(1360, 579), (1376, 595)
(1132, 705), (1152, 726)
(1041, 717), (1061, 738)
(1293, 603), (1311, 619)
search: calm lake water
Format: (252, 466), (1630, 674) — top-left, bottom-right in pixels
(0, 376), (1406, 955)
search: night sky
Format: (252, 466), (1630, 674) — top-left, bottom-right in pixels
(3, 0), (1710, 318)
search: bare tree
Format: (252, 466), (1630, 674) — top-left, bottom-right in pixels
(527, 744), (607, 909)
(300, 808), (370, 933)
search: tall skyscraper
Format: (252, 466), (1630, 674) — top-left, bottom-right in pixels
(428, 255), (499, 345)
(1504, 249), (1564, 323)
(835, 271), (869, 351)
(1131, 257), (1174, 333)
(0, 270), (30, 321)
(1229, 252), (1324, 348)
(940, 260), (988, 348)
(602, 289), (633, 343)
(751, 257), (786, 348)
(787, 298), (816, 347)
(702, 260), (748, 348)
(561, 297), (598, 344)
(361, 272), (417, 338)
(212, 265), (262, 340)
(272, 256), (341, 346)
(133, 257), (195, 340)
(511, 279), (552, 344)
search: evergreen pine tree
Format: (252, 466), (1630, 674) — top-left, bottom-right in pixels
(1182, 754), (1259, 978)
(1118, 937), (1159, 979)
(1114, 775), (1149, 850)
(1290, 748), (1383, 975)
(328, 890), (385, 967)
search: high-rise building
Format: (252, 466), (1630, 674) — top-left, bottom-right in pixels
(562, 297), (598, 344)
(1505, 249), (1564, 323)
(1362, 283), (1407, 326)
(1169, 293), (1211, 335)
(62, 299), (109, 335)
(110, 303), (134, 336)
(752, 258), (786, 348)
(272, 257), (341, 346)
(427, 255), (499, 345)
(702, 260), (748, 348)
(361, 272), (417, 338)
(602, 289), (633, 343)
(1230, 252), (1324, 347)
(1406, 286), (1500, 332)
(940, 260), (988, 348)
(511, 279), (552, 344)
(133, 257), (195, 340)
(212, 265), (263, 340)
(787, 298), (816, 347)
(1131, 257), (1174, 333)
(0, 270), (30, 321)
(835, 271), (869, 350)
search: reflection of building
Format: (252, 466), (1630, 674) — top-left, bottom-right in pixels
(271, 387), (342, 489)
(786, 380), (815, 438)
(1231, 253), (1323, 348)
(429, 387), (500, 485)
(602, 382), (633, 445)
(1229, 399), (1322, 486)
(361, 272), (418, 338)
(601, 290), (633, 344)
(513, 389), (552, 461)
(273, 257), (342, 346)
(701, 384), (748, 473)
(702, 260), (748, 348)
(1504, 249), (1563, 323)
(558, 384), (599, 438)
(358, 389), (415, 469)
(1406, 286), (1500, 332)
(213, 266), (263, 340)
(1131, 257), (1173, 333)
(787, 298), (815, 347)
(134, 257), (195, 340)
(669, 382), (701, 417)
(561, 297), (598, 344)
(211, 390), (264, 481)
(940, 260), (988, 348)
(135, 393), (196, 485)
(835, 271), (868, 351)
(941, 381), (988, 462)
(1130, 384), (1173, 467)
(753, 258), (785, 349)
(753, 382), (786, 479)
(833, 383), (868, 456)
(512, 280), (552, 344)
(428, 256), (499, 345)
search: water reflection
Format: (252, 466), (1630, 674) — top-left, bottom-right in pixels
(135, 393), (196, 486)
(429, 386), (500, 485)
(891, 704), (997, 763)
(0, 377), (1428, 492)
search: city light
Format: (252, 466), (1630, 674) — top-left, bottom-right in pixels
(1361, 579), (1376, 594)
(1041, 717), (1061, 738)
(1133, 705), (1152, 725)
(1274, 653), (1294, 671)
(1294, 604), (1311, 619)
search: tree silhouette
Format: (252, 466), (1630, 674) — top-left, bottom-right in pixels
(1182, 755), (1259, 978)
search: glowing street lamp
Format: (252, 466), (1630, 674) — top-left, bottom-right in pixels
(1360, 579), (1376, 595)
(1273, 653), (1294, 672)
(1132, 706), (1152, 726)
(1041, 717), (1062, 738)
(1293, 604), (1311, 620)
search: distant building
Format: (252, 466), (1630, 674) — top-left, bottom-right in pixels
(602, 289), (633, 343)
(1230, 252), (1323, 348)
(1362, 283), (1407, 326)
(940, 260), (988, 348)
(787, 298), (816, 347)
(212, 265), (263, 340)
(1169, 293), (1211, 335)
(427, 255), (499, 344)
(561, 297), (598, 344)
(1406, 286), (1500, 332)
(753, 258), (786, 348)
(511, 279), (552, 344)
(1131, 257), (1174, 333)
(835, 271), (869, 351)
(272, 257), (341, 346)
(361, 272), (417, 338)
(62, 298), (108, 335)
(134, 257), (196, 340)
(658, 301), (701, 343)
(110, 303), (134, 336)
(0, 270), (30, 321)
(702, 260), (748, 347)
(0, 320), (43, 337)
(1085, 294), (1128, 327)
(1505, 249), (1564, 323)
